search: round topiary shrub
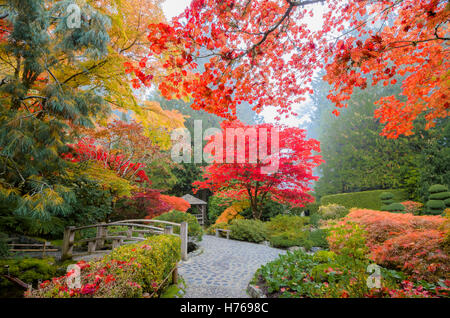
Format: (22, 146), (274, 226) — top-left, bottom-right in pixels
(426, 184), (450, 215)
(429, 184), (449, 194)
(427, 200), (446, 215)
(445, 198), (450, 208)
(384, 202), (406, 213)
(380, 192), (395, 211)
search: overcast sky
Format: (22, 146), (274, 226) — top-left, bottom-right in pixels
(160, 0), (325, 127)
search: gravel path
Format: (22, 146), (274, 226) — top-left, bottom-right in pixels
(178, 235), (285, 298)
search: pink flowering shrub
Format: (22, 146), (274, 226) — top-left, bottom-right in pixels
(26, 235), (181, 298)
(26, 260), (143, 298)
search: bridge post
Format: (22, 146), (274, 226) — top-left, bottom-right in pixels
(164, 226), (173, 235)
(62, 226), (75, 260)
(180, 222), (188, 261)
(96, 223), (106, 249)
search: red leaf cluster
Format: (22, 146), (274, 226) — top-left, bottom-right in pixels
(345, 209), (449, 281)
(193, 121), (323, 217)
(62, 138), (150, 184)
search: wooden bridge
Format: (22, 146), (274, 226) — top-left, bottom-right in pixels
(61, 219), (188, 261)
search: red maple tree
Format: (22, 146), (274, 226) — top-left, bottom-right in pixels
(62, 138), (150, 184)
(193, 121), (323, 219)
(129, 0), (449, 138)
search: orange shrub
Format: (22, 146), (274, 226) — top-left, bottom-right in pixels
(159, 195), (190, 212)
(215, 201), (249, 224)
(401, 201), (423, 214)
(345, 209), (443, 248)
(345, 209), (449, 282)
(372, 230), (449, 282)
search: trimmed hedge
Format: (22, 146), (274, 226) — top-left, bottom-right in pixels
(320, 189), (408, 210)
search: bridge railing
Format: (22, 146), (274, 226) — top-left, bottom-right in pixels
(61, 220), (188, 261)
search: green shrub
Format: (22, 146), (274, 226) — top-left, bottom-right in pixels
(384, 203), (406, 213)
(317, 204), (349, 220)
(445, 198), (450, 208)
(253, 250), (396, 298)
(291, 202), (319, 216)
(321, 189), (408, 210)
(307, 229), (329, 249)
(429, 184), (449, 194)
(312, 251), (336, 263)
(265, 215), (310, 248)
(269, 231), (309, 248)
(266, 214), (308, 233)
(0, 258), (60, 297)
(380, 192), (395, 210)
(154, 211), (203, 241)
(107, 235), (180, 294)
(207, 195), (230, 224)
(425, 185), (450, 215)
(206, 223), (230, 236)
(254, 248), (437, 298)
(427, 200), (446, 214)
(0, 232), (9, 258)
(27, 235), (181, 298)
(429, 192), (450, 200)
(229, 219), (268, 243)
(309, 212), (321, 227)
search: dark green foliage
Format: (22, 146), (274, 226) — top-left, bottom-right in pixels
(445, 198), (450, 208)
(207, 195), (231, 224)
(269, 233), (308, 248)
(426, 200), (446, 215)
(317, 204), (349, 220)
(0, 257), (73, 297)
(0, 0), (111, 233)
(229, 219), (268, 243)
(429, 184), (449, 194)
(384, 203), (406, 213)
(240, 198), (286, 221)
(425, 184), (450, 215)
(380, 192), (398, 211)
(109, 196), (148, 222)
(321, 189), (408, 210)
(307, 229), (329, 249)
(155, 211), (203, 241)
(380, 192), (394, 202)
(429, 192), (450, 200)
(0, 233), (9, 258)
(308, 73), (449, 202)
(265, 215), (309, 248)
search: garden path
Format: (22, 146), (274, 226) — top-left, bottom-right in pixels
(178, 235), (285, 298)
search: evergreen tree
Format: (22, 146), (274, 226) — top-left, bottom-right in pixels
(0, 0), (110, 225)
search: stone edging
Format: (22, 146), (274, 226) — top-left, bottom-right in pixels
(247, 283), (266, 298)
